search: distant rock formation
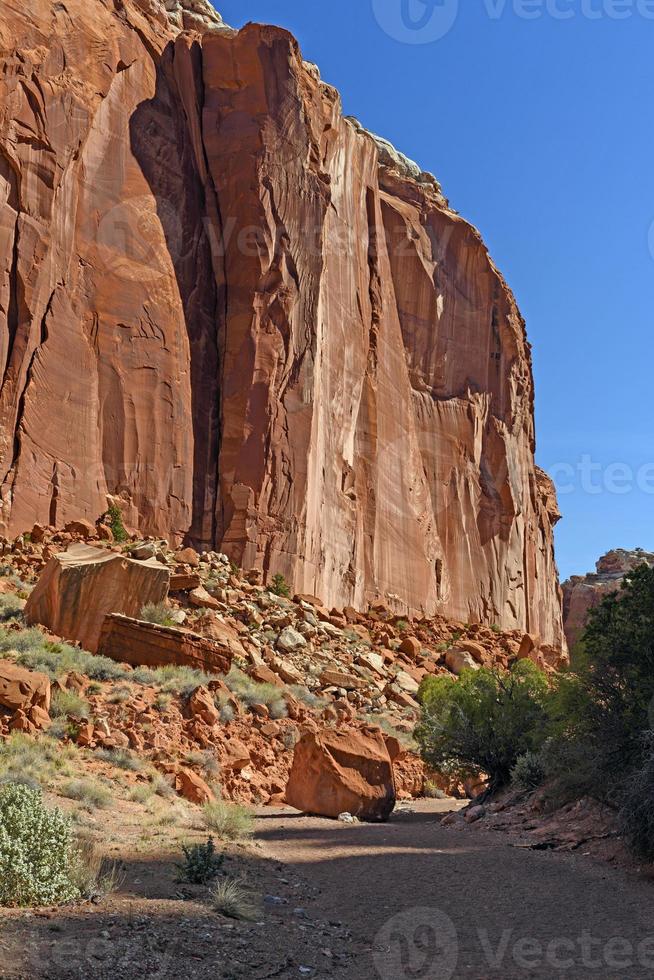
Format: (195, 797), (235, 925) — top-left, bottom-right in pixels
(0, 0), (565, 644)
(562, 549), (654, 648)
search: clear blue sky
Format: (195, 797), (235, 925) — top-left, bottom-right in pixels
(217, 0), (654, 581)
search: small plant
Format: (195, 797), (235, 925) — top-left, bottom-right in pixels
(203, 801), (254, 842)
(94, 748), (142, 772)
(224, 667), (287, 718)
(60, 779), (112, 811)
(139, 602), (175, 627)
(0, 734), (77, 787)
(511, 751), (546, 791)
(0, 784), (81, 906)
(0, 594), (25, 622)
(153, 691), (173, 713)
(105, 503), (128, 544)
(68, 833), (121, 901)
(107, 685), (132, 705)
(211, 877), (259, 921)
(491, 624), (501, 634)
(176, 837), (223, 884)
(150, 774), (175, 799)
(423, 780), (447, 800)
(395, 619), (409, 632)
(270, 573), (290, 598)
(128, 784), (153, 805)
(50, 689), (90, 720)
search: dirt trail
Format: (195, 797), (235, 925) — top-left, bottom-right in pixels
(257, 801), (654, 980)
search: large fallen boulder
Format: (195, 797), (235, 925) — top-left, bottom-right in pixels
(24, 544), (170, 653)
(285, 728), (396, 822)
(97, 615), (233, 675)
(0, 660), (51, 713)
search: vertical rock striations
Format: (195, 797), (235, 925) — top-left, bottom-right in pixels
(0, 0), (565, 645)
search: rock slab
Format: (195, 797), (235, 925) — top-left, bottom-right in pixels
(97, 614), (233, 675)
(24, 544), (170, 653)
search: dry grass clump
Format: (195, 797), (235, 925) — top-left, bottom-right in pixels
(202, 801), (254, 841)
(211, 877), (259, 921)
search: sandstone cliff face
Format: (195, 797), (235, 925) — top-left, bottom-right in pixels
(562, 549), (654, 648)
(0, 0), (565, 644)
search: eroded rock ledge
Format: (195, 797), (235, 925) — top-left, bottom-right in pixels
(0, 0), (565, 645)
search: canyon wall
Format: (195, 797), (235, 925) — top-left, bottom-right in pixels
(562, 549), (654, 648)
(0, 0), (565, 643)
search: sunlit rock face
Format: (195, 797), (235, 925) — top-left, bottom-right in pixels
(0, 1), (565, 645)
(563, 549), (654, 647)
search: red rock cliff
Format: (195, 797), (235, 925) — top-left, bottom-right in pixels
(0, 0), (565, 644)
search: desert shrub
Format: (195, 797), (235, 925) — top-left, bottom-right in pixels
(0, 734), (77, 786)
(567, 564), (654, 789)
(511, 751), (546, 791)
(0, 784), (80, 906)
(132, 664), (212, 697)
(211, 877), (259, 921)
(620, 734), (654, 862)
(424, 780), (447, 800)
(0, 594), (25, 622)
(185, 750), (220, 780)
(60, 779), (112, 810)
(0, 627), (129, 682)
(139, 602), (175, 627)
(224, 667), (287, 718)
(415, 661), (551, 793)
(50, 689), (90, 720)
(94, 748), (142, 772)
(269, 573), (290, 598)
(176, 837), (223, 884)
(106, 503), (128, 543)
(203, 801), (254, 841)
(68, 834), (120, 901)
(128, 785), (154, 805)
(107, 685), (132, 704)
(150, 774), (175, 799)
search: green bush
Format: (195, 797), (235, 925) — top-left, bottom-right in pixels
(203, 801), (254, 841)
(415, 661), (551, 793)
(139, 602), (175, 627)
(619, 735), (654, 861)
(0, 734), (77, 787)
(106, 503), (128, 544)
(224, 667), (287, 718)
(132, 664), (212, 697)
(269, 573), (290, 598)
(0, 784), (80, 906)
(0, 627), (129, 682)
(511, 751), (546, 791)
(50, 689), (90, 720)
(176, 837), (223, 884)
(0, 594), (25, 622)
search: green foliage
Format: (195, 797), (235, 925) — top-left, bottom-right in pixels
(139, 602), (175, 627)
(0, 626), (129, 682)
(570, 564), (654, 788)
(60, 779), (112, 811)
(50, 689), (90, 720)
(224, 667), (287, 718)
(269, 573), (290, 598)
(619, 734), (654, 861)
(423, 780), (447, 800)
(511, 751), (546, 791)
(203, 801), (254, 841)
(0, 734), (77, 787)
(415, 661), (551, 792)
(0, 784), (80, 907)
(132, 664), (212, 697)
(176, 837), (223, 884)
(0, 594), (25, 622)
(106, 503), (128, 543)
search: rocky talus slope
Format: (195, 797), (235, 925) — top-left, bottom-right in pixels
(562, 548), (654, 648)
(0, 0), (564, 642)
(0, 520), (567, 807)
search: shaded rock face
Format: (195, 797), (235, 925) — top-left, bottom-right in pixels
(0, 1), (564, 644)
(562, 549), (654, 648)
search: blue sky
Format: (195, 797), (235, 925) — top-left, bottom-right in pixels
(217, 0), (654, 581)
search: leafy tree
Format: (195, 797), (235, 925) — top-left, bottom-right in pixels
(105, 503), (127, 543)
(270, 573), (290, 598)
(415, 661), (551, 794)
